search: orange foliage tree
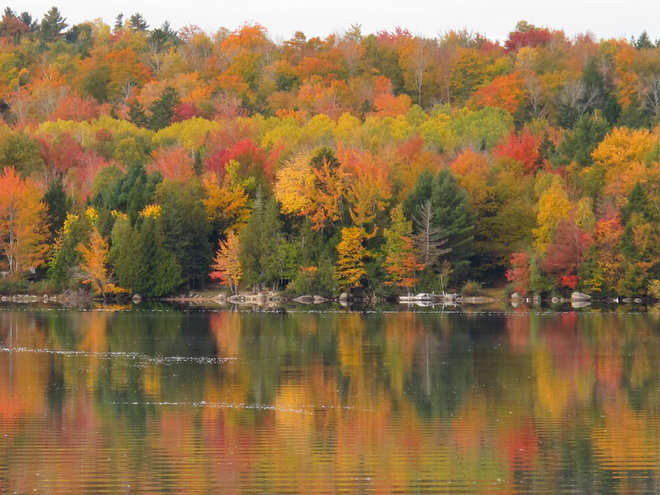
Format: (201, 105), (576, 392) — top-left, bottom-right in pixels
(473, 71), (527, 114)
(383, 205), (421, 291)
(77, 226), (123, 298)
(449, 149), (491, 206)
(583, 208), (625, 293)
(340, 147), (391, 237)
(151, 146), (196, 182)
(210, 230), (242, 294)
(0, 166), (49, 278)
(277, 148), (350, 232)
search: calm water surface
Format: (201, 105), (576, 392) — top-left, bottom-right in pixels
(0, 306), (659, 493)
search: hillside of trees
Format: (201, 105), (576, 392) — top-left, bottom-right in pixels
(0, 8), (658, 300)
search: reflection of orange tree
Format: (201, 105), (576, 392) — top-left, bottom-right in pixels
(594, 397), (659, 473)
(4, 388), (111, 493)
(203, 311), (250, 424)
(77, 311), (110, 390)
(505, 312), (531, 352)
(0, 313), (48, 428)
(594, 319), (623, 393)
(0, 314), (100, 493)
(531, 312), (660, 482)
(209, 311), (243, 358)
(534, 313), (594, 419)
(450, 394), (491, 462)
(156, 412), (210, 492)
(52, 392), (109, 490)
(334, 314), (431, 492)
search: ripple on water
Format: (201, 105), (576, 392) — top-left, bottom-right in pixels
(0, 346), (235, 365)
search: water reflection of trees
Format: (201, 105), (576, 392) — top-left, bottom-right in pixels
(0, 309), (659, 492)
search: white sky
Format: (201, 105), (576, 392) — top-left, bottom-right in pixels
(15, 0), (660, 43)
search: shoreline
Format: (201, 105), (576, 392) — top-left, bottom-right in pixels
(0, 288), (655, 309)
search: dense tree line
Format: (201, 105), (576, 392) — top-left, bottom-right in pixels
(0, 9), (658, 299)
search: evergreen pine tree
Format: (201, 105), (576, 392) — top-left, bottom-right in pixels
(110, 216), (141, 291)
(404, 168), (475, 286)
(128, 100), (149, 128)
(111, 215), (181, 297)
(430, 169), (475, 271)
(149, 87), (180, 131)
(48, 213), (92, 289)
(114, 13), (124, 32)
(135, 216), (182, 296)
(39, 7), (67, 43)
(155, 180), (212, 290)
(128, 13), (148, 31)
(557, 114), (609, 167)
(239, 193), (285, 290)
(43, 179), (71, 242)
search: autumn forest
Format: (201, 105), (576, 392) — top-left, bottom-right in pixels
(0, 8), (658, 299)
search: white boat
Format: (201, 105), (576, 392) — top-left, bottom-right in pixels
(399, 293), (437, 302)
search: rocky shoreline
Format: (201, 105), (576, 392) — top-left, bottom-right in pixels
(0, 290), (94, 306)
(0, 289), (653, 309)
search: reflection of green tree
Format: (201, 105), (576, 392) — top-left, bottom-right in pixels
(43, 310), (93, 349)
(405, 313), (475, 419)
(94, 362), (153, 432)
(559, 426), (617, 493)
(239, 312), (340, 406)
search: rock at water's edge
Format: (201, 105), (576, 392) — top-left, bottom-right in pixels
(571, 292), (591, 301)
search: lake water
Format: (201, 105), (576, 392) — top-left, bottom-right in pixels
(0, 306), (659, 493)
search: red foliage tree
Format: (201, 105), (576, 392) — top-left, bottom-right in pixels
(506, 252), (531, 295)
(71, 151), (107, 202)
(505, 27), (552, 52)
(541, 216), (592, 290)
(39, 133), (85, 177)
(376, 27), (413, 45)
(205, 138), (276, 183)
(494, 130), (542, 174)
(172, 102), (205, 122)
(0, 14), (29, 40)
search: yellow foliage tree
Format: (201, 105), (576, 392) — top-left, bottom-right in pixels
(591, 127), (656, 206)
(201, 161), (252, 231)
(274, 153), (315, 215)
(335, 226), (369, 292)
(533, 175), (571, 255)
(276, 151), (349, 231)
(153, 117), (221, 153)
